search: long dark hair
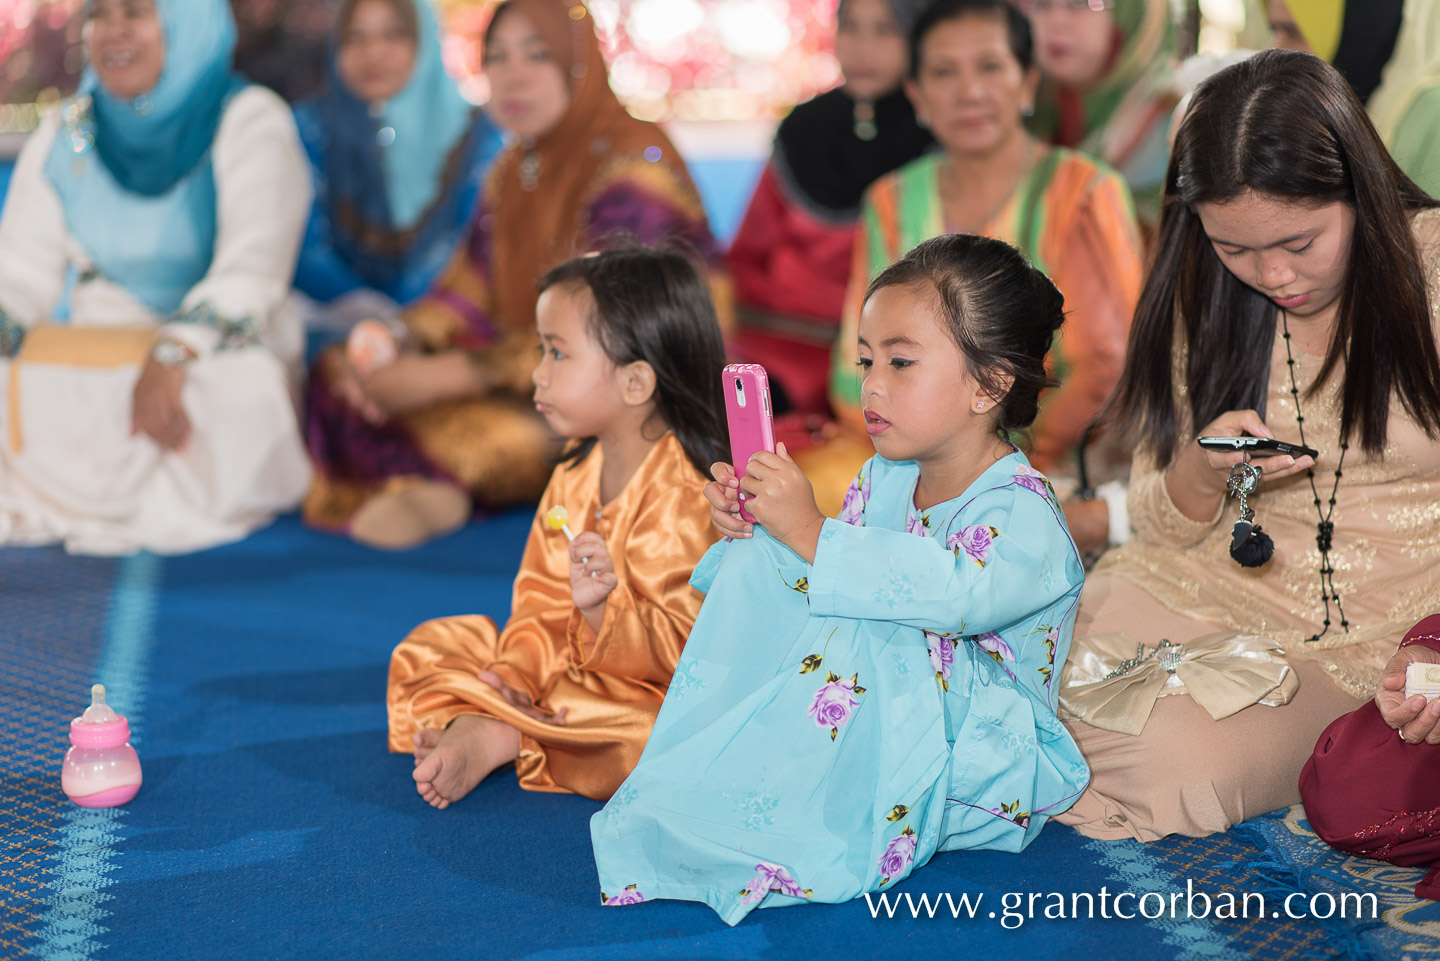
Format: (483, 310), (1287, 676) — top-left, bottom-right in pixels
(867, 234), (1066, 432)
(1106, 50), (1440, 465)
(538, 246), (729, 477)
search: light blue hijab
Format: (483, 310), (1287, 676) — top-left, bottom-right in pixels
(320, 0), (478, 232)
(44, 0), (242, 316)
(380, 0), (476, 228)
(303, 0), (492, 295)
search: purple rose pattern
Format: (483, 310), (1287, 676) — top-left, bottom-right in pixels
(808, 671), (866, 740)
(926, 631), (957, 690)
(947, 524), (1001, 567)
(601, 885), (645, 906)
(740, 861), (812, 905)
(878, 826), (918, 885)
(905, 509), (931, 538)
(836, 470), (871, 527)
(974, 630), (1016, 665)
(1012, 466), (1056, 503)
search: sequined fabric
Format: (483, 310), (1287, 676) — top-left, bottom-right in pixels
(1092, 210), (1440, 698)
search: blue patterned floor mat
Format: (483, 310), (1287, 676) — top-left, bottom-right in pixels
(2, 514), (1435, 960)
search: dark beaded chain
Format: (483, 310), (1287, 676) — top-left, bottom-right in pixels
(1281, 312), (1348, 642)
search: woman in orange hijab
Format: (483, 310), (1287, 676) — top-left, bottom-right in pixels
(304, 0), (720, 548)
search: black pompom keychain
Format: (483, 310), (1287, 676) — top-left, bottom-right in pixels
(1226, 462), (1274, 568)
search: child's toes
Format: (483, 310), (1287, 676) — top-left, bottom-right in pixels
(413, 753), (442, 784)
(413, 729), (443, 759)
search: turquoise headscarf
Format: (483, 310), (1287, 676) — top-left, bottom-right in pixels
(304, 0), (491, 295)
(86, 0), (238, 197)
(376, 0), (476, 229)
(319, 0), (479, 232)
(44, 0), (244, 315)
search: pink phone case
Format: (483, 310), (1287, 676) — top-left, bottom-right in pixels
(723, 363), (776, 524)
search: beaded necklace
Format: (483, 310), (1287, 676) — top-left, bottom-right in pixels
(1280, 311), (1349, 643)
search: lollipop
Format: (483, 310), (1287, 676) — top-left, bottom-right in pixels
(347, 319), (399, 376)
(546, 505), (576, 541)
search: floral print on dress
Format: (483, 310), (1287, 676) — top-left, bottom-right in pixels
(878, 826), (918, 886)
(995, 800), (1032, 829)
(808, 672), (866, 741)
(739, 861), (812, 905)
(837, 470), (871, 527)
(1025, 624), (1060, 686)
(972, 630), (1016, 665)
(905, 510), (931, 537)
(947, 525), (1001, 567)
(601, 885), (645, 906)
(925, 631), (958, 691)
(1012, 465), (1058, 504)
(799, 627), (837, 676)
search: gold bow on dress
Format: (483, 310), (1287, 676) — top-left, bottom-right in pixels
(1059, 631), (1299, 736)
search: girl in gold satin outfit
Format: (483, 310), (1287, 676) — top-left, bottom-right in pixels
(387, 247), (728, 807)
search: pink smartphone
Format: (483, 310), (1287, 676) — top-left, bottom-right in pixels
(723, 363), (776, 524)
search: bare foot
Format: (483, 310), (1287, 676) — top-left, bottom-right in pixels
(412, 728), (443, 762)
(351, 481), (471, 551)
(411, 715), (519, 809)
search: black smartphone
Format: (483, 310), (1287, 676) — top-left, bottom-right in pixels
(1196, 435), (1319, 459)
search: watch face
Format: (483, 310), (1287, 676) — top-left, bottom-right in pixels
(153, 341), (190, 367)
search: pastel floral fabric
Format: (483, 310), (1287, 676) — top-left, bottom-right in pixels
(592, 453), (1088, 925)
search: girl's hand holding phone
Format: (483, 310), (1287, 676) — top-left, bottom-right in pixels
(740, 442), (825, 563)
(704, 462), (753, 539)
(570, 532), (618, 628)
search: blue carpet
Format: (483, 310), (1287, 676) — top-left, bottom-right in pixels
(2, 515), (1434, 960)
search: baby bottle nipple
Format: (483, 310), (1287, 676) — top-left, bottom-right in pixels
(81, 684), (119, 723)
(61, 682), (142, 808)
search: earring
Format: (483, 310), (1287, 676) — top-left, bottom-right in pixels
(974, 401), (986, 411)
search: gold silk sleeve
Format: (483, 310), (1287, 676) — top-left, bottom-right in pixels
(401, 240), (493, 352)
(564, 470), (715, 687)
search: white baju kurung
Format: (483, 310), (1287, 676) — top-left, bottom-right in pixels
(0, 86), (313, 555)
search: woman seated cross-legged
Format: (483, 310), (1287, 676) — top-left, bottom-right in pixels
(303, 0), (721, 550)
(1054, 50), (1440, 842)
(0, 0), (312, 555)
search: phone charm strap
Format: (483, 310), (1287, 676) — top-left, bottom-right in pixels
(1225, 462), (1274, 568)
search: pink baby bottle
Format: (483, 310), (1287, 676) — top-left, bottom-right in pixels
(61, 684), (142, 808)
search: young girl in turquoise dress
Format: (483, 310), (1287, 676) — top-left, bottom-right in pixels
(590, 234), (1089, 924)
